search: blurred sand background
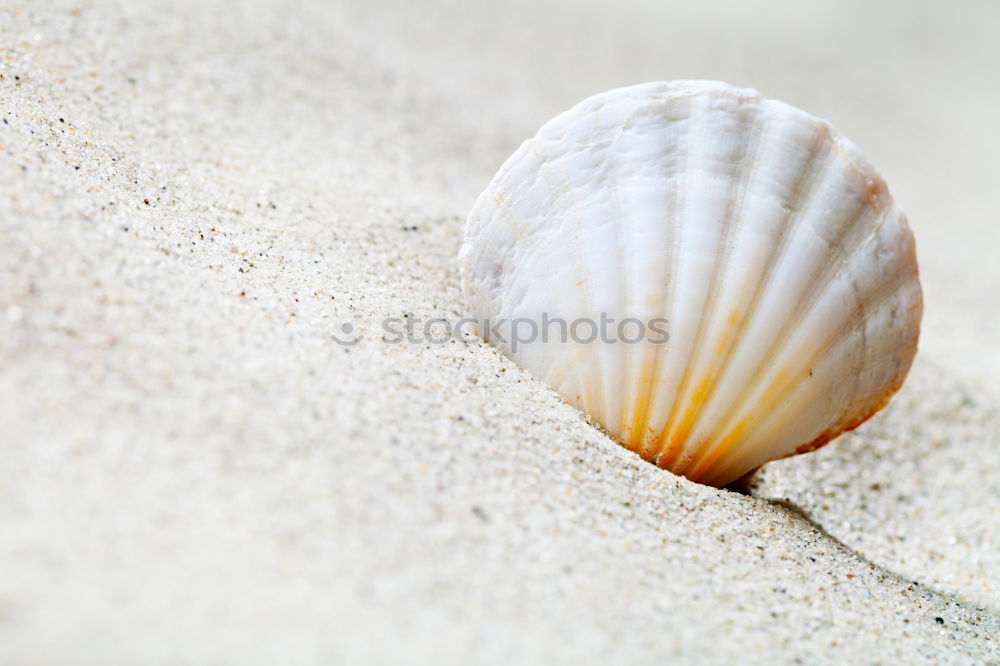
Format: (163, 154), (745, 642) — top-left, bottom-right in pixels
(1, 0), (998, 663)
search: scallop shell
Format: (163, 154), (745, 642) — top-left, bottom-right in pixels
(459, 80), (922, 487)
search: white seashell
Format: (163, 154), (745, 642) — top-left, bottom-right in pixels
(459, 80), (922, 488)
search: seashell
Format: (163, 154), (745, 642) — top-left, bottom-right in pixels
(459, 80), (922, 488)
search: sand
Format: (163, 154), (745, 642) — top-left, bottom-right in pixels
(1, 0), (998, 663)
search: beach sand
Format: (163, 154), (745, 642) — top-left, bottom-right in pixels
(1, 0), (997, 663)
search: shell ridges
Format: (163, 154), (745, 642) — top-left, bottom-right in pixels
(459, 81), (922, 487)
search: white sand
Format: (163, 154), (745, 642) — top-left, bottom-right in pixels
(1, 0), (998, 663)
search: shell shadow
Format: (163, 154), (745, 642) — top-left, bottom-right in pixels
(726, 469), (868, 559)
